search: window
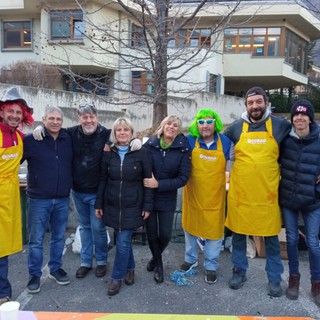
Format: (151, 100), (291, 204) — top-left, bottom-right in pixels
(50, 10), (83, 41)
(207, 73), (221, 94)
(132, 71), (154, 93)
(131, 25), (147, 47)
(224, 27), (281, 57)
(168, 29), (211, 48)
(64, 74), (109, 96)
(3, 21), (32, 49)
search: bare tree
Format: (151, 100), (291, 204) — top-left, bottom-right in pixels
(0, 60), (61, 89)
(40, 0), (244, 128)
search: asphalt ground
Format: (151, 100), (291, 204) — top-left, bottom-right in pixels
(8, 228), (320, 320)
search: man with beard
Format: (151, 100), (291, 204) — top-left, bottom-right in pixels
(224, 87), (291, 297)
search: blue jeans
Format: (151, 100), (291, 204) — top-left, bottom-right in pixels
(27, 197), (69, 277)
(282, 207), (320, 281)
(231, 232), (284, 283)
(184, 231), (223, 271)
(0, 256), (11, 299)
(112, 229), (135, 280)
(72, 191), (108, 267)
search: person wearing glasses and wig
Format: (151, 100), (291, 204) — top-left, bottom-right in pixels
(181, 109), (233, 285)
(224, 87), (291, 297)
(143, 116), (191, 284)
(95, 118), (153, 296)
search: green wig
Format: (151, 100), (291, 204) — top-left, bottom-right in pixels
(188, 109), (224, 137)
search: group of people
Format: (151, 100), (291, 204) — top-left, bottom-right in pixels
(0, 85), (319, 307)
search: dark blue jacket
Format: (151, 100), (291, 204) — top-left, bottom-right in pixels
(23, 128), (73, 199)
(279, 122), (320, 212)
(95, 146), (153, 230)
(144, 134), (191, 211)
(67, 124), (111, 194)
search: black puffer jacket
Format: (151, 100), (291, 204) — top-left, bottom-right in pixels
(279, 122), (320, 212)
(143, 134), (191, 211)
(95, 146), (153, 230)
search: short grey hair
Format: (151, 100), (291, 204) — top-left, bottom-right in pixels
(110, 117), (134, 145)
(77, 103), (97, 116)
(44, 106), (63, 118)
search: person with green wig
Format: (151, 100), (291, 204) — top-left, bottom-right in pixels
(180, 108), (233, 284)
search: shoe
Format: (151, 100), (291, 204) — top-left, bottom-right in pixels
(268, 282), (283, 297)
(76, 266), (92, 279)
(108, 279), (122, 296)
(124, 270), (135, 285)
(154, 263), (164, 284)
(27, 275), (40, 293)
(0, 296), (10, 306)
(49, 268), (70, 285)
(286, 274), (300, 300)
(205, 270), (217, 284)
(95, 265), (107, 278)
(180, 261), (198, 272)
(147, 258), (156, 272)
(311, 280), (320, 306)
(229, 270), (247, 290)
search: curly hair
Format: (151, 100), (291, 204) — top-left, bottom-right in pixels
(188, 109), (224, 137)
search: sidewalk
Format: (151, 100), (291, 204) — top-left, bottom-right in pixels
(8, 229), (320, 320)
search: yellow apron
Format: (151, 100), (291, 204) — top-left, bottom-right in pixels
(226, 119), (281, 236)
(182, 136), (226, 240)
(0, 130), (23, 257)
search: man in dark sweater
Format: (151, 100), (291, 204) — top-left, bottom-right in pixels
(69, 104), (111, 279)
(23, 106), (73, 294)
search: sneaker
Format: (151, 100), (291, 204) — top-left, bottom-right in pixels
(229, 271), (247, 289)
(0, 296), (10, 306)
(27, 275), (40, 293)
(180, 261), (198, 272)
(95, 265), (107, 278)
(49, 268), (70, 285)
(205, 270), (217, 284)
(268, 282), (283, 297)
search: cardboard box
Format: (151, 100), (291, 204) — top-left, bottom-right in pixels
(253, 228), (288, 260)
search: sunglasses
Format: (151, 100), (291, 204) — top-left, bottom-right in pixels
(197, 119), (215, 125)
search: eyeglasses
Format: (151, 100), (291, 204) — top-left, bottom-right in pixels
(197, 119), (215, 125)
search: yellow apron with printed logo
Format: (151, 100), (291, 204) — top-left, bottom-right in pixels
(182, 136), (226, 240)
(0, 130), (23, 257)
(226, 119), (281, 236)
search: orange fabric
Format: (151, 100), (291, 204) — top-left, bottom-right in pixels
(182, 136), (226, 240)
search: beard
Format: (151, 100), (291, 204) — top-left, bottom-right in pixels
(248, 108), (266, 122)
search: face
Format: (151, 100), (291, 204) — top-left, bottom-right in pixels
(42, 111), (63, 136)
(292, 113), (311, 131)
(0, 103), (23, 128)
(163, 120), (179, 142)
(246, 94), (267, 122)
(197, 118), (215, 142)
(79, 113), (98, 135)
(115, 124), (133, 146)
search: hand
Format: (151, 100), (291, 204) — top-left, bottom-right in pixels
(33, 125), (45, 141)
(142, 211), (150, 220)
(143, 173), (158, 188)
(95, 209), (103, 218)
(130, 138), (142, 151)
(316, 175), (320, 184)
(103, 144), (111, 152)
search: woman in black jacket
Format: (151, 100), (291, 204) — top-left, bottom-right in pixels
(95, 118), (153, 296)
(143, 115), (191, 283)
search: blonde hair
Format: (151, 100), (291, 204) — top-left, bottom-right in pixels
(110, 117), (135, 145)
(155, 115), (182, 138)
